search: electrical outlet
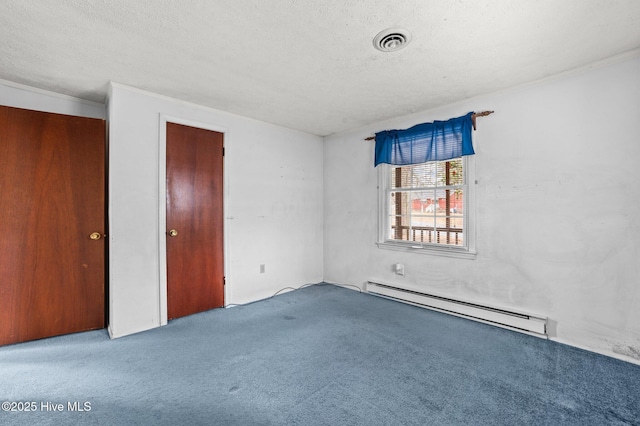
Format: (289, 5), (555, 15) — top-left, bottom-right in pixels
(395, 263), (405, 275)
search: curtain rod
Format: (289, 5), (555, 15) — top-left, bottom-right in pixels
(364, 110), (494, 140)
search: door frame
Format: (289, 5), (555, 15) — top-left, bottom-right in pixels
(158, 114), (229, 326)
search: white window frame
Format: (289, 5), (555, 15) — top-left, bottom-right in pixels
(377, 155), (477, 259)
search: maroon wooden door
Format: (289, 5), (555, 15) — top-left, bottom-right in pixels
(166, 122), (224, 320)
(0, 106), (106, 346)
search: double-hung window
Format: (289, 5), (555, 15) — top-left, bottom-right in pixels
(378, 156), (475, 257)
(375, 113), (477, 258)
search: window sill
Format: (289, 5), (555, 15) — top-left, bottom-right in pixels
(376, 241), (477, 260)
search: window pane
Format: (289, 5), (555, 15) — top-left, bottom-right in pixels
(447, 158), (464, 185)
(433, 214), (464, 246)
(447, 215), (464, 229)
(447, 189), (464, 214)
(410, 163), (437, 187)
(410, 190), (435, 215)
(388, 215), (410, 240)
(389, 191), (411, 216)
(411, 214), (434, 229)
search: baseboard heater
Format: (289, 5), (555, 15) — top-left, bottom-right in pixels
(366, 281), (547, 337)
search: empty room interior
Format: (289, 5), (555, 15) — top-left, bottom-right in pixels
(1, 1), (640, 424)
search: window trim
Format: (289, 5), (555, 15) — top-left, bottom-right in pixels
(377, 155), (477, 259)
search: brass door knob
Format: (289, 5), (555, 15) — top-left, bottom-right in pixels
(168, 229), (178, 237)
(89, 232), (103, 240)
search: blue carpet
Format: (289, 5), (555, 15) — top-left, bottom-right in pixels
(1, 283), (639, 425)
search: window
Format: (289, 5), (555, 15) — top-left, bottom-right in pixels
(378, 155), (476, 258)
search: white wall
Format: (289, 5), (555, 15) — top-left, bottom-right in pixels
(108, 83), (323, 338)
(323, 53), (640, 364)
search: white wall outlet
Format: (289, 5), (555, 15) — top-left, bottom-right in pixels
(395, 263), (405, 275)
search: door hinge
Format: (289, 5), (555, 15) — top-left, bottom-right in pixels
(222, 147), (225, 156)
(223, 276), (226, 286)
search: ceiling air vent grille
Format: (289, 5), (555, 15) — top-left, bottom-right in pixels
(373, 28), (412, 52)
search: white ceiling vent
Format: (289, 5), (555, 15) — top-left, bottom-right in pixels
(373, 28), (412, 52)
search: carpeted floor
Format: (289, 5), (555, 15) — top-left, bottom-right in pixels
(1, 283), (639, 425)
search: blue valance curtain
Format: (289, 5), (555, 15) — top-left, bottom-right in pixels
(374, 112), (475, 166)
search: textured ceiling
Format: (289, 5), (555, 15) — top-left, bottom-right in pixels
(1, 0), (639, 136)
